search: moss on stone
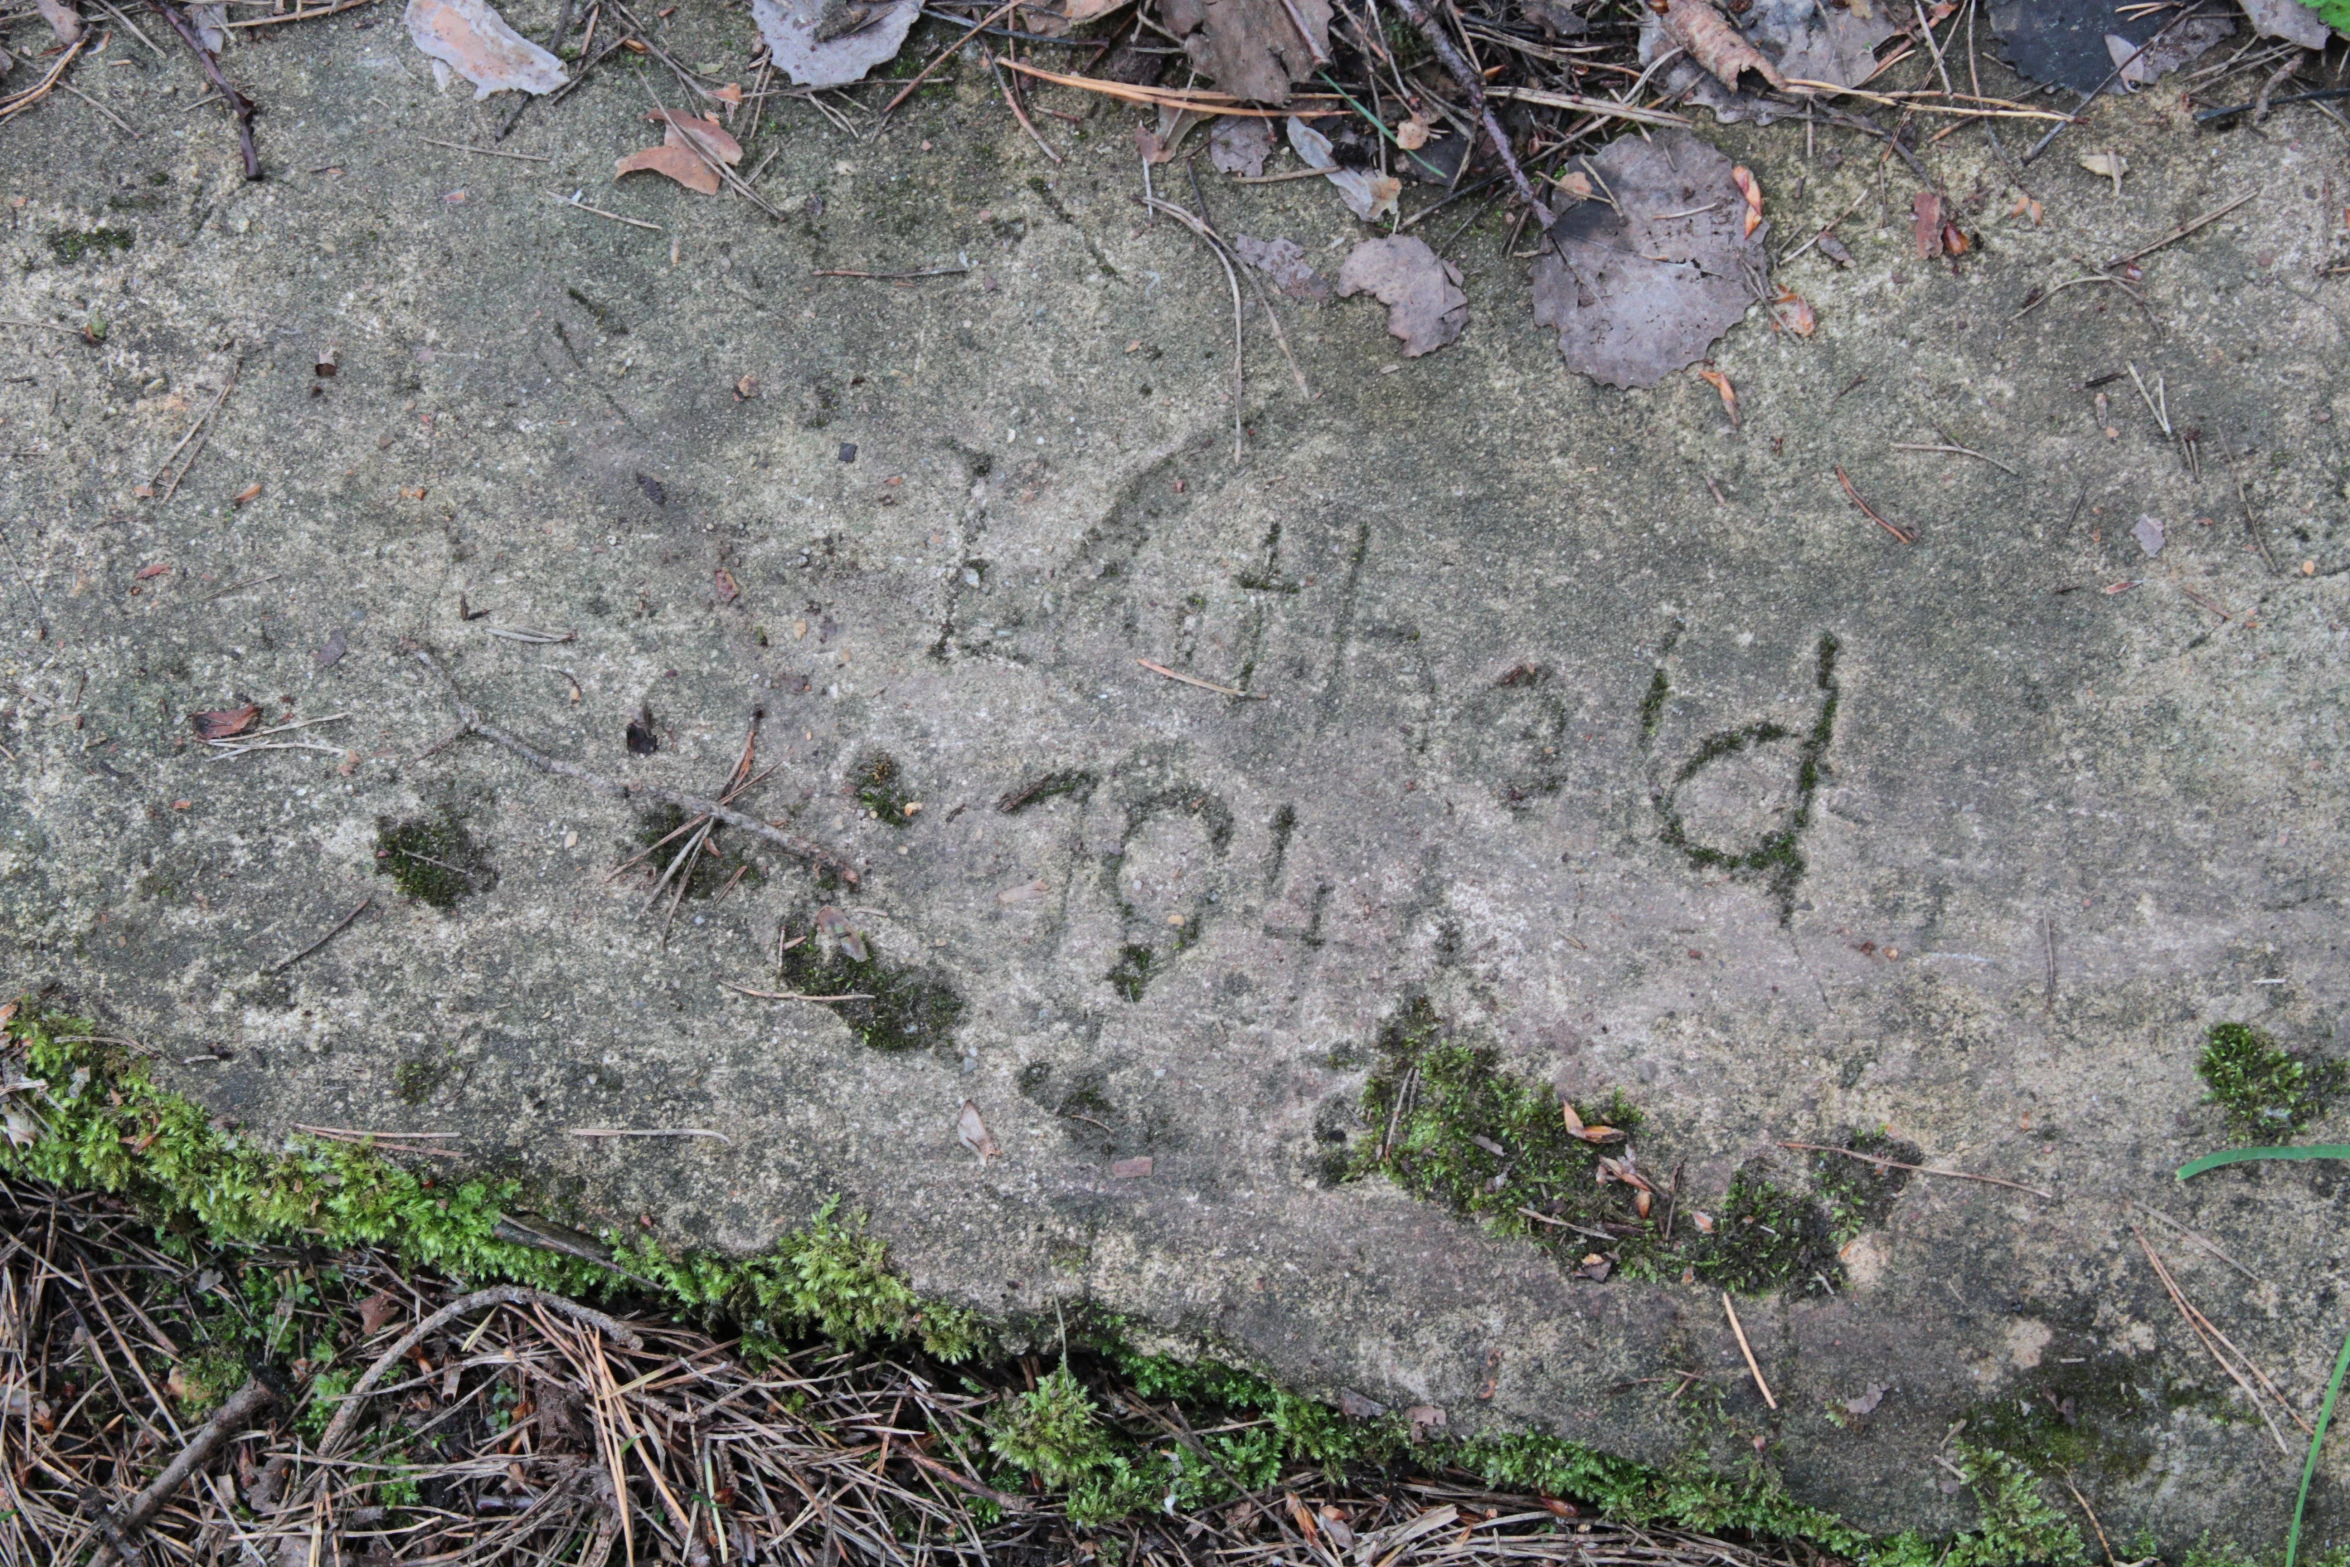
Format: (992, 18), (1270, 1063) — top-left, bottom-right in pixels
(2199, 1021), (2342, 1141)
(1809, 1129), (1921, 1241)
(373, 813), (492, 910)
(50, 226), (134, 263)
(1343, 999), (1645, 1248)
(773, 918), (964, 1055)
(1963, 1356), (2160, 1483)
(1688, 1166), (1841, 1296)
(852, 751), (918, 827)
(632, 805), (763, 900)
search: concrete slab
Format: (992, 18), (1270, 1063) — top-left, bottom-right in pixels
(4, 10), (2349, 1546)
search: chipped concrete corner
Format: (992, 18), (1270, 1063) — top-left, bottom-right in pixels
(3, 13), (2348, 1549)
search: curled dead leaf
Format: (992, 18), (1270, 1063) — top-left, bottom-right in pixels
(231, 482), (262, 507)
(1396, 112), (1432, 151)
(649, 109), (743, 164)
(1691, 1209), (1715, 1234)
(1697, 365), (1740, 427)
(1730, 164), (1763, 237)
(616, 143), (721, 196)
(713, 568), (740, 602)
(2079, 151), (2127, 194)
(1232, 235), (1332, 303)
(190, 704), (261, 741)
(1771, 286), (1815, 336)
(1911, 191), (1943, 259)
(814, 905), (869, 962)
(1654, 0), (1786, 92)
(356, 1290), (402, 1337)
(1209, 115), (1274, 177)
(958, 1099), (1001, 1163)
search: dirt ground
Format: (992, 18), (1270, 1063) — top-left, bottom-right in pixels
(5, 3), (2350, 1547)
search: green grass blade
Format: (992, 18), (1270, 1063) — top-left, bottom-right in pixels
(2290, 1319), (2350, 1567)
(2176, 1145), (2350, 1181)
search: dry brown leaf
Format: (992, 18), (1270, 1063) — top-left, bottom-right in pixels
(0, 1001), (18, 1027)
(713, 568), (740, 603)
(1771, 286), (1815, 336)
(814, 905), (869, 961)
(2079, 151), (2126, 194)
(714, 81), (745, 105)
(1551, 169), (1595, 202)
(1531, 131), (1769, 389)
(135, 562), (172, 580)
(1337, 235), (1467, 357)
(616, 143), (721, 196)
(1110, 1155), (1154, 1177)
(1701, 364), (1738, 422)
(1286, 117), (1402, 222)
(1168, 0), (1333, 105)
(356, 1291), (403, 1336)
(957, 1100), (1001, 1164)
(1396, 112), (1432, 151)
(231, 481), (262, 507)
(190, 704), (261, 741)
(1730, 164), (1763, 238)
(1691, 1208), (1715, 1234)
(1232, 234), (1332, 302)
(1911, 191), (1943, 259)
(405, 0), (567, 98)
(1654, 0), (1786, 92)
(996, 876), (1051, 904)
(1209, 114), (1274, 176)
(649, 109), (743, 164)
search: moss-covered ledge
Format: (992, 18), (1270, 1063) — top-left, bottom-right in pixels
(1, 998), (2088, 1565)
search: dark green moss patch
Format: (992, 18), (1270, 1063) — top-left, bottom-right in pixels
(393, 1058), (449, 1107)
(1688, 1166), (1840, 1297)
(50, 226), (134, 263)
(1106, 943), (1156, 1002)
(775, 917), (964, 1055)
(1810, 1129), (1921, 1240)
(374, 814), (493, 909)
(1651, 633), (1838, 922)
(852, 752), (918, 827)
(2198, 1021), (2342, 1141)
(1343, 999), (1645, 1248)
(1963, 1356), (2161, 1485)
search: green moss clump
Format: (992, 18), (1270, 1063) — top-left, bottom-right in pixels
(392, 1058), (447, 1107)
(774, 918), (964, 1055)
(1689, 1167), (1840, 1296)
(998, 769), (1096, 814)
(1963, 1357), (2160, 1482)
(852, 752), (918, 827)
(374, 814), (492, 909)
(1105, 943), (1155, 1002)
(1943, 1447), (2089, 1567)
(991, 1366), (1116, 1489)
(1810, 1130), (1921, 1241)
(1344, 999), (1643, 1248)
(0, 1008), (980, 1366)
(2198, 1022), (2342, 1141)
(50, 226), (134, 263)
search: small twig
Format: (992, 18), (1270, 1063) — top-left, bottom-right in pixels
(1136, 656), (1261, 698)
(1136, 196), (1244, 463)
(2195, 86), (2350, 124)
(884, 0), (1016, 115)
(1381, 0), (1544, 221)
(269, 895), (370, 972)
(412, 646), (859, 882)
(717, 981), (874, 1002)
(547, 192), (664, 232)
(1832, 466), (1918, 544)
(482, 626), (576, 643)
(1891, 441), (2017, 475)
(1780, 1142), (2054, 1199)
(2132, 1227), (2296, 1456)
(149, 0), (259, 177)
(88, 1379), (280, 1565)
(290, 1124), (459, 1140)
(1721, 1293), (1776, 1410)
(2215, 421), (2281, 575)
(568, 1128), (735, 1145)
(2108, 192), (2253, 269)
(986, 50), (1062, 164)
(812, 266), (969, 279)
(419, 135), (553, 162)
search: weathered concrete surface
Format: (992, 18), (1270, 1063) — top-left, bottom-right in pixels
(3, 10), (2349, 1546)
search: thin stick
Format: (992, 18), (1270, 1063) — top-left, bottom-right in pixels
(717, 981), (874, 1002)
(1381, 0), (1543, 219)
(57, 79), (141, 137)
(87, 1379), (280, 1565)
(149, 0), (259, 177)
(568, 1128), (735, 1144)
(987, 51), (1062, 164)
(2216, 422), (2281, 575)
(547, 192), (664, 232)
(812, 266), (969, 279)
(1136, 197), (1244, 462)
(1136, 656), (1261, 698)
(1721, 1293), (1776, 1410)
(220, 0), (376, 24)
(290, 1124), (460, 1140)
(2132, 1227), (2295, 1456)
(1776, 188), (1868, 265)
(884, 0), (1016, 115)
(1780, 1141), (2053, 1199)
(269, 895), (371, 972)
(316, 1286), (644, 1457)
(1891, 441), (2018, 475)
(419, 135), (553, 162)
(2109, 192), (2254, 268)
(992, 56), (1335, 116)
(1832, 466), (1918, 544)
(1471, 84), (1688, 129)
(411, 647), (859, 883)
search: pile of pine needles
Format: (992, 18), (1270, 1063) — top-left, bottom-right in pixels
(0, 1174), (1830, 1567)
